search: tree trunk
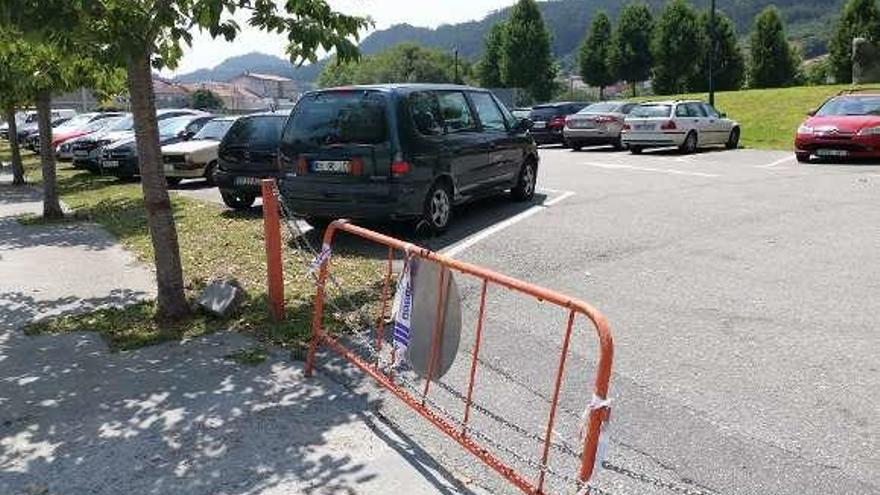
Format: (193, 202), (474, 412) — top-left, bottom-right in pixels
(599, 86), (605, 101)
(631, 81), (637, 98)
(36, 90), (63, 218)
(5, 105), (25, 185)
(127, 49), (190, 321)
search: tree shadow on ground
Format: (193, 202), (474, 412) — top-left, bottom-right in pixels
(0, 290), (476, 495)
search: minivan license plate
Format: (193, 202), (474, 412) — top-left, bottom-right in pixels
(312, 160), (350, 173)
(234, 176), (262, 186)
(102, 160), (119, 168)
(532, 121), (546, 129)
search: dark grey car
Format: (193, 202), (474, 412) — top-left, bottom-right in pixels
(278, 84), (539, 232)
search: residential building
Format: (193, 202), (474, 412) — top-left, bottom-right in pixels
(228, 72), (298, 104)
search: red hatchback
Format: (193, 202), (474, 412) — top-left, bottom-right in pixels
(795, 92), (880, 162)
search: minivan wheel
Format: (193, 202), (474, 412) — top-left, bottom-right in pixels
(795, 152), (811, 163)
(166, 177), (182, 187)
(680, 132), (698, 154)
(511, 160), (537, 201)
(630, 146), (643, 155)
(423, 181), (452, 232)
(305, 217), (331, 232)
(221, 190), (256, 210)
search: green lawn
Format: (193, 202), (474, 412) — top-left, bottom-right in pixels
(2, 144), (384, 351)
(635, 84), (880, 150)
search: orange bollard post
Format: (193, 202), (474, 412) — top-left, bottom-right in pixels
(261, 179), (284, 321)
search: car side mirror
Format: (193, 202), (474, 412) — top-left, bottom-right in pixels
(514, 118), (533, 132)
(720, 112), (727, 118)
(179, 130), (194, 140)
(806, 110), (816, 117)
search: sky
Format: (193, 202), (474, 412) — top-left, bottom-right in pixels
(161, 0), (516, 77)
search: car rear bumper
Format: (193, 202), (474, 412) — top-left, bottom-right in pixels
(622, 131), (685, 147)
(530, 128), (565, 144)
(215, 169), (283, 196)
(563, 127), (620, 144)
(279, 174), (427, 220)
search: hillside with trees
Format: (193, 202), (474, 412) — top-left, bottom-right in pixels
(175, 0), (847, 85)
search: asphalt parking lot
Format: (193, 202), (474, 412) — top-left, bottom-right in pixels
(352, 145), (879, 495)
(173, 145), (879, 494)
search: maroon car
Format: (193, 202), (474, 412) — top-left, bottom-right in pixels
(795, 91), (880, 163)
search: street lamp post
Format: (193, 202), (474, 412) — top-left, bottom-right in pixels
(708, 0), (716, 106)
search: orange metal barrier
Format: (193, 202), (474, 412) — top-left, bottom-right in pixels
(304, 220), (614, 494)
(261, 179), (285, 321)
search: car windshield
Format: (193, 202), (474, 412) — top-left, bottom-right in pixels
(193, 119), (235, 141)
(226, 115), (287, 144)
(83, 118), (118, 132)
(158, 116), (196, 137)
(579, 102), (620, 114)
(56, 114), (95, 130)
(285, 91), (388, 148)
(631, 105), (672, 118)
(816, 96), (880, 116)
(106, 114), (134, 132)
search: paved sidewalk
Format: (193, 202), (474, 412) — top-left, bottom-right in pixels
(0, 176), (477, 495)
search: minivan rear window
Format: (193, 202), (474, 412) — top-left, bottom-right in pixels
(284, 91), (388, 148)
(225, 115), (286, 144)
(631, 105), (672, 118)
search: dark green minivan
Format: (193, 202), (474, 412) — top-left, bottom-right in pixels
(278, 84), (538, 232)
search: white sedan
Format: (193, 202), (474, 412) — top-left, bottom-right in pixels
(622, 100), (741, 154)
(161, 116), (237, 185)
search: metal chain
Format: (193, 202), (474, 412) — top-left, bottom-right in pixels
(269, 185), (716, 495)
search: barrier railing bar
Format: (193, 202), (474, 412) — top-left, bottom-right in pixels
(306, 220), (615, 492)
(422, 267), (449, 402)
(536, 309), (577, 492)
(461, 279), (488, 436)
(375, 246), (394, 366)
(319, 331), (536, 495)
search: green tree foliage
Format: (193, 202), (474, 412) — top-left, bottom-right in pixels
(318, 43), (470, 87)
(828, 0), (880, 83)
(0, 30), (32, 186)
(609, 3), (654, 97)
(689, 10), (746, 92)
(501, 0), (557, 102)
(190, 89), (224, 110)
(651, 0), (704, 95)
(478, 22), (506, 88)
(578, 11), (614, 99)
(2, 0), (369, 321)
(748, 6), (799, 88)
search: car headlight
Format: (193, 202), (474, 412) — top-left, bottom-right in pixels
(797, 124), (814, 135)
(857, 126), (880, 136)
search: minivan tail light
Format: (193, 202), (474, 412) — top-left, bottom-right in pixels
(296, 156), (308, 175)
(350, 157), (364, 176)
(550, 116), (566, 128)
(661, 120), (677, 131)
(391, 160), (410, 176)
(622, 123), (632, 131)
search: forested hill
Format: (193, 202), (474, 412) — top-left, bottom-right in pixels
(359, 0), (845, 60)
(175, 0), (844, 84)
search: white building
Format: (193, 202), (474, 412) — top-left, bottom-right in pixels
(228, 72), (298, 105)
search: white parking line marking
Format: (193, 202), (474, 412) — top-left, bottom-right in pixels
(581, 161), (719, 178)
(442, 191), (576, 258)
(755, 156), (795, 168)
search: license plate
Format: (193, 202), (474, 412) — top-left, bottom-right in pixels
(234, 176), (262, 187)
(634, 124), (654, 131)
(74, 150), (88, 157)
(532, 121), (546, 129)
(102, 160), (119, 168)
(816, 149), (848, 157)
(312, 160), (350, 173)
